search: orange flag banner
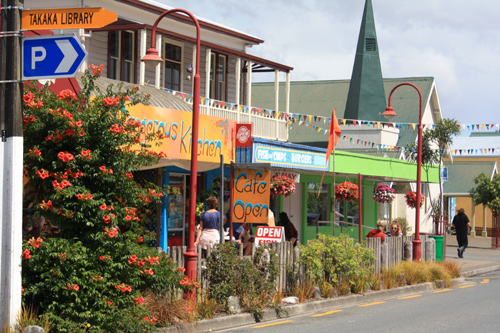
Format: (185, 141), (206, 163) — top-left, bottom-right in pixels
(325, 109), (342, 166)
(318, 109), (341, 198)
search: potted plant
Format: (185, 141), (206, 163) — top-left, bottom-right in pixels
(271, 174), (296, 198)
(335, 181), (359, 202)
(404, 191), (425, 208)
(372, 183), (395, 204)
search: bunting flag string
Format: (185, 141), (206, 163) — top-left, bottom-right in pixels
(163, 89), (500, 131)
(293, 120), (500, 155)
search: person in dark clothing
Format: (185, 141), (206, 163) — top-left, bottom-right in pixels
(452, 208), (470, 258)
(279, 212), (298, 246)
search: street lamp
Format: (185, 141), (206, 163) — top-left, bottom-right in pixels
(141, 9), (201, 288)
(382, 82), (423, 262)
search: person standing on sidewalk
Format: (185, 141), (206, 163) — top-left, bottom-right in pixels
(453, 208), (471, 258)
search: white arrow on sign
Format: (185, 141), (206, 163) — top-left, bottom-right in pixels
(54, 39), (79, 73)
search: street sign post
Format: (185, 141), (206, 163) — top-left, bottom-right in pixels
(22, 34), (88, 80)
(22, 7), (117, 30)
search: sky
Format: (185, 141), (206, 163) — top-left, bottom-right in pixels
(157, 0), (500, 127)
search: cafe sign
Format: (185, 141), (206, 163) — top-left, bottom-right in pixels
(232, 163), (271, 224)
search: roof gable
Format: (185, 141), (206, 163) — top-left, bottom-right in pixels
(443, 161), (498, 195)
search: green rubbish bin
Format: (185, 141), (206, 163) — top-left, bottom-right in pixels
(429, 235), (444, 262)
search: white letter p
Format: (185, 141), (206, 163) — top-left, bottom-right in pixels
(31, 46), (46, 70)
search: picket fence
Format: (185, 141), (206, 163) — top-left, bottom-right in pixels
(165, 235), (436, 293)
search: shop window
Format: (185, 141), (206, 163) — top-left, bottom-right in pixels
(335, 199), (359, 226)
(306, 183), (329, 226)
(109, 30), (135, 83)
(210, 52), (227, 101)
(164, 43), (182, 91)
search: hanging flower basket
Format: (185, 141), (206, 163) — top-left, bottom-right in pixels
(335, 181), (359, 202)
(372, 183), (395, 204)
(271, 174), (296, 198)
(404, 191), (425, 209)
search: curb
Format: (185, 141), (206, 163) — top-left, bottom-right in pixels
(461, 265), (500, 277)
(160, 278), (468, 332)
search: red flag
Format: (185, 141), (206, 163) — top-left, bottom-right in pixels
(325, 109), (341, 166)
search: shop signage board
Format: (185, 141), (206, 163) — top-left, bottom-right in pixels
(254, 145), (328, 171)
(22, 34), (88, 80)
(128, 104), (236, 164)
(232, 163), (271, 224)
(22, 7), (117, 30)
(255, 226), (284, 246)
(271, 170), (300, 183)
(235, 123), (252, 147)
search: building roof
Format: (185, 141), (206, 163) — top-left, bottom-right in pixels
(122, 0), (264, 44)
(443, 161), (498, 195)
(449, 136), (500, 157)
(251, 77), (435, 148)
(75, 73), (193, 112)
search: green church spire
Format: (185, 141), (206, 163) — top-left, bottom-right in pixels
(344, 0), (386, 121)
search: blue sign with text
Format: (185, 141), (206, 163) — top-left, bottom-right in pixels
(22, 34), (88, 80)
(254, 146), (327, 170)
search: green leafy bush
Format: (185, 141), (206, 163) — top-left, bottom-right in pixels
(205, 242), (279, 313)
(22, 66), (192, 331)
(298, 234), (375, 295)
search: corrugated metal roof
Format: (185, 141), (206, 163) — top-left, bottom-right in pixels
(75, 73), (193, 112)
(443, 161), (497, 195)
(449, 136), (500, 156)
(251, 77), (434, 149)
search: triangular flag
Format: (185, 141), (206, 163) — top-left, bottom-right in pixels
(324, 109), (341, 167)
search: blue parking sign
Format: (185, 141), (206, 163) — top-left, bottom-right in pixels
(22, 34), (88, 80)
(440, 167), (448, 181)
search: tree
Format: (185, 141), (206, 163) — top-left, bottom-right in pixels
(470, 173), (500, 217)
(405, 130), (439, 214)
(405, 119), (461, 215)
(22, 66), (192, 330)
(430, 118), (461, 215)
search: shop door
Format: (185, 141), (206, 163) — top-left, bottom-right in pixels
(283, 183), (302, 242)
(166, 174), (186, 246)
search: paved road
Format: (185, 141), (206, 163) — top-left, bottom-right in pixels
(222, 270), (500, 333)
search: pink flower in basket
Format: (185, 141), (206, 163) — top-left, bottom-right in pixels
(372, 183), (395, 204)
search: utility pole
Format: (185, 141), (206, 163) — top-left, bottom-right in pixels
(0, 0), (23, 328)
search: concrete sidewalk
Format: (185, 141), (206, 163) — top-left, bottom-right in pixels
(445, 234), (500, 276)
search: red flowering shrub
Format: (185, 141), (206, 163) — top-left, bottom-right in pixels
(335, 181), (359, 202)
(22, 66), (192, 330)
(404, 191), (425, 209)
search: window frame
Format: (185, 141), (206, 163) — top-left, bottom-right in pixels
(209, 52), (227, 101)
(108, 30), (136, 83)
(162, 40), (183, 91)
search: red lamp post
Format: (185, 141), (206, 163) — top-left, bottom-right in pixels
(141, 9), (200, 288)
(382, 82), (423, 262)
